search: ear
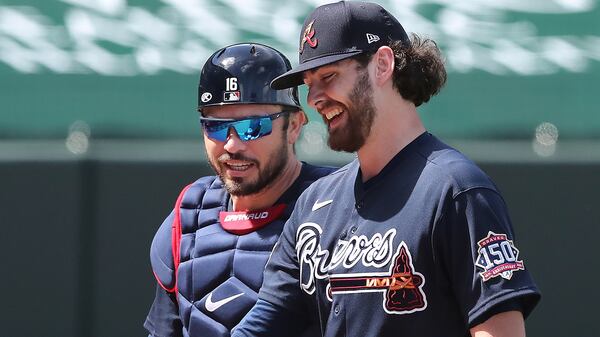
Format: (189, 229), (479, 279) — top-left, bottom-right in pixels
(287, 110), (306, 144)
(372, 46), (395, 86)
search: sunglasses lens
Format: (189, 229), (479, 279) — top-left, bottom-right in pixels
(202, 117), (273, 141)
(202, 120), (231, 141)
(236, 118), (272, 141)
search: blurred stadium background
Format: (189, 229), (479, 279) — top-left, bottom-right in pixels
(0, 0), (598, 336)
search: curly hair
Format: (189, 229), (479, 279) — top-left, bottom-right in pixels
(354, 34), (447, 107)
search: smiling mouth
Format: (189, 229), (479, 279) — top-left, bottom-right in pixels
(321, 106), (345, 128)
(224, 161), (254, 171)
(325, 107), (343, 120)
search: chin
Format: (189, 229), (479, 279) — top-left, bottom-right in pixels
(328, 133), (363, 153)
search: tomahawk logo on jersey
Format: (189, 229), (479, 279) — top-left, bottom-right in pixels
(328, 242), (427, 314)
(296, 224), (427, 314)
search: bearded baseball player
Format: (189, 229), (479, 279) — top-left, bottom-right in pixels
(144, 43), (335, 337)
(232, 2), (541, 337)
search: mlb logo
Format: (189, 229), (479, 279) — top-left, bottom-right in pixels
(223, 91), (241, 102)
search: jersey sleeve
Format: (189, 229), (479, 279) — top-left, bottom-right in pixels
(144, 284), (183, 337)
(433, 187), (541, 327)
(232, 299), (309, 337)
(257, 199), (309, 316)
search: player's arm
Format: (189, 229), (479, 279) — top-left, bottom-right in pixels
(470, 310), (525, 337)
(433, 187), (540, 329)
(233, 299), (306, 337)
(144, 284), (183, 337)
(234, 200), (312, 337)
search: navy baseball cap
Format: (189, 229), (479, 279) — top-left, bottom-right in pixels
(271, 1), (410, 90)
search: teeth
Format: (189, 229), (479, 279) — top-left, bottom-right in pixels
(227, 162), (252, 171)
(325, 108), (343, 120)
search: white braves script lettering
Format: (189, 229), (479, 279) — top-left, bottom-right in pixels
(296, 223), (396, 295)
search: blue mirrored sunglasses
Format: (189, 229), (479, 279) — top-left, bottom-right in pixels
(199, 110), (293, 142)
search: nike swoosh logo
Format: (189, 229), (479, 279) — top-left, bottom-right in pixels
(205, 292), (244, 312)
(312, 199), (333, 211)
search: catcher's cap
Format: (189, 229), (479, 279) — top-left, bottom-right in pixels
(271, 1), (410, 90)
(198, 43), (301, 112)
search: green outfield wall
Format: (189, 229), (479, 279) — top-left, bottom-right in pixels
(1, 0), (599, 143)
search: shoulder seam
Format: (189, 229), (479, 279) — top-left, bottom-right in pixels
(452, 185), (501, 199)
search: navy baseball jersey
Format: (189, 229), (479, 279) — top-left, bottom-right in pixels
(236, 133), (540, 337)
(144, 163), (336, 337)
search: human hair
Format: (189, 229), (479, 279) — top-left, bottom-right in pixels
(281, 110), (291, 132)
(353, 33), (447, 107)
(279, 106), (302, 154)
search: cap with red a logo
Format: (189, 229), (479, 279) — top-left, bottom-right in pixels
(271, 1), (410, 90)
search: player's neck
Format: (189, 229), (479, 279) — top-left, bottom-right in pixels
(230, 158), (302, 211)
(357, 99), (425, 182)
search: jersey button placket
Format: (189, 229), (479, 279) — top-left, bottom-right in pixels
(351, 199), (363, 235)
(334, 304), (340, 315)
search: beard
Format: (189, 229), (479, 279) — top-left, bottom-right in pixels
(207, 134), (289, 196)
(327, 68), (376, 153)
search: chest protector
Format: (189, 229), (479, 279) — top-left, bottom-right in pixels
(153, 176), (293, 337)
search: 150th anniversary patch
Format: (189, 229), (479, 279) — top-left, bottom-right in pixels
(475, 231), (525, 281)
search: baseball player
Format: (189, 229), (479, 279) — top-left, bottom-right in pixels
(144, 43), (336, 337)
(232, 2), (541, 337)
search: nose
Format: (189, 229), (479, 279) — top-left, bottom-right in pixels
(223, 127), (247, 153)
(306, 83), (325, 110)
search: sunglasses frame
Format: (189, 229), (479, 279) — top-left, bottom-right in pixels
(199, 107), (299, 142)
